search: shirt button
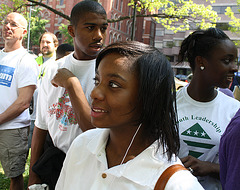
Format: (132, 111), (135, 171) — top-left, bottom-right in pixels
(102, 173), (107, 178)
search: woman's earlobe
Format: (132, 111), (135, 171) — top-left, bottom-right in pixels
(195, 56), (206, 71)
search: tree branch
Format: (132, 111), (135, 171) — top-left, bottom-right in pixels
(27, 0), (70, 20)
(26, 1), (190, 24)
(107, 13), (189, 23)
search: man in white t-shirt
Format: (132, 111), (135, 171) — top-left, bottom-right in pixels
(0, 12), (38, 190)
(28, 32), (59, 148)
(28, 1), (108, 189)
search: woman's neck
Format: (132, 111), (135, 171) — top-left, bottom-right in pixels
(105, 125), (151, 168)
(187, 79), (217, 102)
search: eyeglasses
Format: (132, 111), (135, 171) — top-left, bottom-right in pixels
(2, 20), (25, 29)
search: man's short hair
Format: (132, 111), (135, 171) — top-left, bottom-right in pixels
(70, 0), (106, 27)
(39, 32), (59, 47)
(56, 43), (74, 60)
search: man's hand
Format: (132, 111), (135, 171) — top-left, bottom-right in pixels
(51, 68), (76, 88)
(181, 155), (219, 178)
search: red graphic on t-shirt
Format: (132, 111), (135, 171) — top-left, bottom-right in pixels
(48, 90), (78, 129)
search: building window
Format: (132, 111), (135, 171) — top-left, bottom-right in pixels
(120, 0), (123, 12)
(129, 25), (132, 35)
(113, 34), (117, 43)
(155, 29), (164, 36)
(115, 0), (119, 9)
(118, 19), (121, 30)
(213, 5), (239, 14)
(128, 6), (132, 16)
(56, 32), (62, 45)
(109, 33), (112, 44)
(150, 22), (155, 37)
(165, 29), (174, 35)
(166, 55), (174, 62)
(216, 23), (230, 30)
(175, 40), (183, 47)
(117, 34), (122, 41)
(127, 21), (132, 35)
(113, 13), (118, 29)
(155, 41), (163, 49)
(163, 41), (174, 48)
(44, 11), (50, 19)
(58, 17), (62, 24)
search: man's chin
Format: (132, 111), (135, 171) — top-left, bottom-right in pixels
(42, 52), (51, 56)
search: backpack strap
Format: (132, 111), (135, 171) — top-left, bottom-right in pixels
(154, 164), (187, 190)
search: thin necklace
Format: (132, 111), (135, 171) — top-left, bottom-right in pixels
(108, 123), (142, 188)
(120, 123), (142, 165)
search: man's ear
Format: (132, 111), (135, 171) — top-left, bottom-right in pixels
(68, 25), (75, 38)
(23, 28), (27, 36)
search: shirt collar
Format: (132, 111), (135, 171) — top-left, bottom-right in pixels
(86, 129), (178, 188)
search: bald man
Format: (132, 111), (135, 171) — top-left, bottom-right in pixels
(0, 12), (38, 190)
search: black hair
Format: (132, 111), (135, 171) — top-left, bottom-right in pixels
(96, 41), (154, 68)
(178, 27), (230, 71)
(56, 43), (74, 60)
(96, 41), (179, 160)
(70, 0), (106, 27)
(56, 43), (74, 55)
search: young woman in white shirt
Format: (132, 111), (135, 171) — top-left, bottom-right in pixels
(56, 41), (203, 190)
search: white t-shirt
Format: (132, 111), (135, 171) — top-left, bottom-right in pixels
(0, 47), (38, 130)
(30, 54), (56, 121)
(35, 53), (95, 153)
(56, 128), (204, 190)
(177, 86), (240, 190)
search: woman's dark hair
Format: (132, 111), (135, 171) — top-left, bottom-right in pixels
(178, 27), (230, 71)
(70, 0), (106, 27)
(96, 41), (179, 160)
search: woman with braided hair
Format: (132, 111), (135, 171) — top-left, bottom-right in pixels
(177, 27), (240, 190)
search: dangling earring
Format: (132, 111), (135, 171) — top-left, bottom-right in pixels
(200, 66), (205, 70)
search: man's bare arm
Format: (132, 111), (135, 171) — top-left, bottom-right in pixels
(0, 85), (36, 125)
(28, 127), (48, 188)
(51, 68), (94, 132)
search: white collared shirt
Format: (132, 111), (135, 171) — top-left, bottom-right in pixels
(56, 128), (203, 190)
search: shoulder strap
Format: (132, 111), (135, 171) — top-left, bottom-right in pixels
(154, 164), (187, 190)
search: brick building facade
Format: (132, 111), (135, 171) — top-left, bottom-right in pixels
(0, 0), (156, 54)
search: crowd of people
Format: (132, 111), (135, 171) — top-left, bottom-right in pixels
(1, 1), (240, 190)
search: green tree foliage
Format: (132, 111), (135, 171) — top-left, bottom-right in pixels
(225, 0), (240, 34)
(25, 7), (49, 48)
(128, 0), (220, 32)
(59, 23), (73, 45)
(0, 0), (27, 20)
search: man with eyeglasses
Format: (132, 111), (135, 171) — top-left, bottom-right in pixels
(0, 12), (38, 190)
